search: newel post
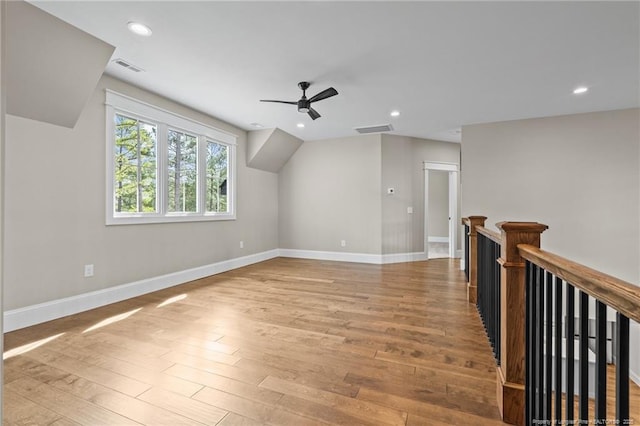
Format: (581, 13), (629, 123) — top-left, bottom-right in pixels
(495, 221), (548, 425)
(466, 216), (487, 304)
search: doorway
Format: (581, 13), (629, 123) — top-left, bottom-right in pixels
(423, 162), (458, 259)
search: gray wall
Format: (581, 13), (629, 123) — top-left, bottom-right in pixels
(279, 134), (382, 253)
(1, 0), (6, 412)
(278, 133), (460, 256)
(3, 75), (279, 310)
(461, 107), (640, 380)
(382, 134), (460, 254)
(428, 170), (449, 239)
(381, 135), (414, 254)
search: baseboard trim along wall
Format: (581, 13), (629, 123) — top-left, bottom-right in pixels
(3, 249), (444, 333)
(4, 248), (427, 331)
(4, 249), (280, 332)
(2, 248), (446, 331)
(278, 249), (428, 264)
(427, 236), (449, 243)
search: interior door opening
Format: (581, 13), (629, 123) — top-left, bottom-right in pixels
(424, 162), (458, 260)
(427, 170), (450, 259)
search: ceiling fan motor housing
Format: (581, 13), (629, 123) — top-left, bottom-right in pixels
(297, 99), (310, 113)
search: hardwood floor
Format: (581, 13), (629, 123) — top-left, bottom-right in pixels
(2, 257), (635, 425)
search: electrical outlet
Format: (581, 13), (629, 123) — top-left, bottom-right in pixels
(340, 240), (347, 247)
(240, 240), (244, 249)
(407, 206), (413, 214)
(84, 264), (94, 277)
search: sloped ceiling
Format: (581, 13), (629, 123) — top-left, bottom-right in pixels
(6, 1), (114, 128)
(247, 128), (303, 173)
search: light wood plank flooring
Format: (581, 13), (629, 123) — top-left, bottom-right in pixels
(4, 257), (630, 425)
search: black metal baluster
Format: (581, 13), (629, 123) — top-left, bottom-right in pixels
(536, 265), (545, 420)
(544, 271), (553, 422)
(595, 301), (607, 422)
(525, 260), (532, 425)
(554, 276), (562, 422)
(578, 291), (589, 424)
(480, 234), (487, 350)
(616, 312), (630, 424)
(566, 284), (575, 424)
(477, 234), (483, 335)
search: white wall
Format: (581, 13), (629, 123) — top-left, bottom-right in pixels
(279, 134), (382, 254)
(3, 75), (279, 311)
(461, 107), (640, 381)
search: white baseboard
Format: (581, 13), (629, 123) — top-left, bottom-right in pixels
(279, 249), (427, 264)
(278, 248), (381, 264)
(381, 252), (428, 264)
(428, 236), (449, 243)
(631, 369), (640, 387)
(2, 247), (450, 332)
(4, 249), (279, 332)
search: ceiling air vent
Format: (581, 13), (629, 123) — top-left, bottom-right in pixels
(354, 124), (394, 134)
(113, 58), (143, 73)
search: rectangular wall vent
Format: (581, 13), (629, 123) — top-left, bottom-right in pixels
(354, 124), (394, 134)
(113, 58), (144, 73)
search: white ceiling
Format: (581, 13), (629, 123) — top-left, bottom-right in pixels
(30, 1), (639, 143)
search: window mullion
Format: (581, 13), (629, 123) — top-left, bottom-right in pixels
(157, 123), (168, 215)
(198, 135), (207, 214)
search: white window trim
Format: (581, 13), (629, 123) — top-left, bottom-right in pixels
(105, 90), (237, 225)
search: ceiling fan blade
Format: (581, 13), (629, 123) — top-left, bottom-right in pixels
(308, 87), (338, 103)
(259, 100), (297, 104)
(308, 107), (321, 120)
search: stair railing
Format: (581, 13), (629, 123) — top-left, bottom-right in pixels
(462, 217), (639, 426)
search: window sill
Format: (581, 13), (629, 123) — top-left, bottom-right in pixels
(106, 213), (236, 226)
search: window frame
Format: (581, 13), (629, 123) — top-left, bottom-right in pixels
(105, 90), (237, 225)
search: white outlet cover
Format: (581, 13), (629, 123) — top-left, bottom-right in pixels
(84, 264), (94, 277)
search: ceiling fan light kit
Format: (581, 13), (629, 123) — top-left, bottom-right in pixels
(260, 81), (338, 121)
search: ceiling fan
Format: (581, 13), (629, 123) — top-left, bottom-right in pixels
(260, 82), (338, 120)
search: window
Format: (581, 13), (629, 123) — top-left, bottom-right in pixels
(114, 114), (157, 213)
(206, 140), (229, 213)
(106, 90), (236, 224)
(167, 129), (198, 213)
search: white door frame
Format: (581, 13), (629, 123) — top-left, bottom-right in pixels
(423, 162), (459, 259)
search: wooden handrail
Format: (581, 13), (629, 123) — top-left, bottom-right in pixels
(476, 226), (502, 244)
(518, 244), (640, 323)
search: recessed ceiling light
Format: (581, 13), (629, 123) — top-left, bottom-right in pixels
(127, 21), (152, 37)
(250, 122), (263, 128)
(573, 86), (588, 94)
(296, 123), (305, 128)
(390, 110), (400, 117)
